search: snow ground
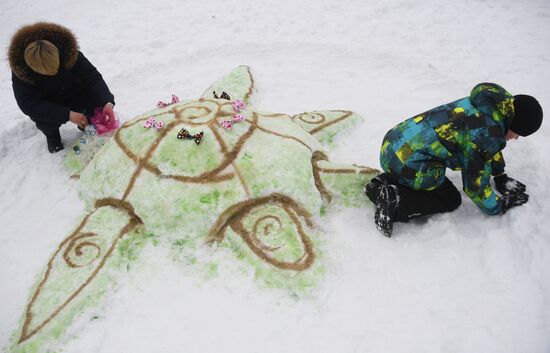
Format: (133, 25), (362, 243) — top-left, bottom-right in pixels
(1, 0), (550, 352)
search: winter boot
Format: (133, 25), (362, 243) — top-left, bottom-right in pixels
(46, 135), (64, 153)
(365, 173), (390, 203)
(374, 184), (399, 237)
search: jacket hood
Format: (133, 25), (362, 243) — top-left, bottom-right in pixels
(469, 82), (515, 132)
(8, 22), (79, 84)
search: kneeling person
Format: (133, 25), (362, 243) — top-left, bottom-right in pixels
(366, 83), (543, 236)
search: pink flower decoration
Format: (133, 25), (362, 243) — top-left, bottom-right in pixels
(154, 121), (164, 130)
(233, 114), (245, 122)
(90, 108), (119, 135)
(171, 94), (180, 104)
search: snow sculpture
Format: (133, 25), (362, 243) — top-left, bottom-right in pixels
(12, 66), (378, 351)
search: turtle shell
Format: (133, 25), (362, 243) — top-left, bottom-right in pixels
(78, 98), (327, 269)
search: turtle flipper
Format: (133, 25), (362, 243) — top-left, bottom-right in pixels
(292, 110), (362, 146)
(16, 199), (142, 347)
(201, 65), (255, 104)
(65, 126), (111, 179)
(208, 193), (316, 271)
(311, 151), (379, 207)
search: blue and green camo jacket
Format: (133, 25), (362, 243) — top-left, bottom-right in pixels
(380, 83), (515, 215)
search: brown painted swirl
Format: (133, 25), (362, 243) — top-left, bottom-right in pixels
(296, 112), (325, 124)
(208, 193), (315, 271)
(251, 215), (283, 251)
(63, 233), (101, 268)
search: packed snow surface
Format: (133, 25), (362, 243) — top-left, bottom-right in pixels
(1, 0), (549, 352)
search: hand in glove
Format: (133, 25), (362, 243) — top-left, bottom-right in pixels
(501, 191), (529, 214)
(494, 174), (526, 195)
(103, 102), (115, 123)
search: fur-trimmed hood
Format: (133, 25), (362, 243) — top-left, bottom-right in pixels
(8, 22), (79, 84)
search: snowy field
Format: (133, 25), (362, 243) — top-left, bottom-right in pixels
(1, 0), (550, 352)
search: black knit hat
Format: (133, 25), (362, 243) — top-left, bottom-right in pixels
(512, 95), (543, 136)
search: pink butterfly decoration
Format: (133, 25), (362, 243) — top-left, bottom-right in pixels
(232, 99), (246, 113)
(220, 120), (233, 129)
(143, 117), (156, 128)
(220, 115), (246, 130)
(157, 94), (180, 108)
(143, 117), (164, 130)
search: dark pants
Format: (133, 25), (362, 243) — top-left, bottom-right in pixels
(369, 173), (462, 222)
(33, 106), (94, 142)
(35, 120), (62, 142)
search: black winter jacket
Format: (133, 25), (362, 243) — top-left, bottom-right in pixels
(8, 22), (114, 125)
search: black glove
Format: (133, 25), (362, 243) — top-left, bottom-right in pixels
(501, 192), (529, 214)
(494, 174), (526, 195)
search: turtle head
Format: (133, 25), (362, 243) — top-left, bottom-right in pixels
(201, 65), (255, 105)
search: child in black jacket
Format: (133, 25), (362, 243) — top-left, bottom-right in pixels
(8, 22), (115, 153)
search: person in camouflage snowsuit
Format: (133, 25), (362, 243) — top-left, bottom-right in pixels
(366, 83), (543, 237)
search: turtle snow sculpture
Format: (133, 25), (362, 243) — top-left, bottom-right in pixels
(13, 66), (378, 350)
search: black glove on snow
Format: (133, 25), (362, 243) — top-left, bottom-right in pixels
(494, 174), (526, 195)
(501, 192), (529, 214)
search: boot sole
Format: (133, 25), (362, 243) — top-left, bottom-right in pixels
(374, 185), (398, 237)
